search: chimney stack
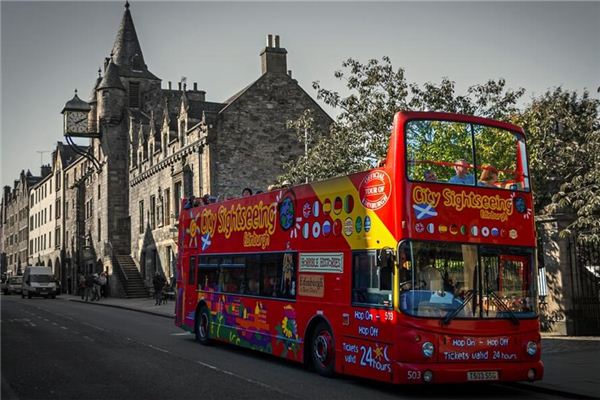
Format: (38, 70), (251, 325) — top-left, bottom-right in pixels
(260, 34), (287, 75)
(40, 164), (52, 178)
(168, 81), (172, 90)
(178, 82), (182, 91)
(193, 82), (198, 91)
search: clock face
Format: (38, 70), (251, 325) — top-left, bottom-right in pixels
(65, 111), (88, 134)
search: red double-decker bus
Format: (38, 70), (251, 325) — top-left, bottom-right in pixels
(175, 111), (543, 384)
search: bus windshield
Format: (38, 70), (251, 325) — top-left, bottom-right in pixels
(398, 241), (537, 320)
(406, 120), (530, 191)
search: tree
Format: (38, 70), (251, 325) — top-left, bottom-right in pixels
(281, 56), (524, 182)
(514, 88), (600, 242)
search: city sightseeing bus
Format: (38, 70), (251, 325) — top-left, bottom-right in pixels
(175, 111), (543, 384)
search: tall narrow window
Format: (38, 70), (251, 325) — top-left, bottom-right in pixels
(150, 195), (156, 229)
(129, 82), (140, 108)
(164, 188), (171, 225)
(173, 181), (182, 219)
(139, 200), (144, 234)
(98, 218), (101, 241)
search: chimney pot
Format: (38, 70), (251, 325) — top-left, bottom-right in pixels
(184, 83), (187, 91)
(275, 35), (280, 48)
(194, 82), (198, 91)
(178, 82), (182, 91)
(287, 70), (292, 78)
(168, 81), (172, 90)
(267, 34), (273, 48)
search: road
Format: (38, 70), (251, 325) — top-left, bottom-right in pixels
(1, 295), (563, 400)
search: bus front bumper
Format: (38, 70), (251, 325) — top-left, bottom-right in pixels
(394, 360), (544, 384)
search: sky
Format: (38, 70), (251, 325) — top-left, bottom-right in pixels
(1, 1), (599, 188)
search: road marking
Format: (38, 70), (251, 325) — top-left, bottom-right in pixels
(170, 332), (191, 336)
(61, 326), (68, 330)
(148, 344), (170, 354)
(29, 322), (37, 327)
(83, 336), (94, 342)
(82, 322), (107, 332)
(195, 360), (287, 395)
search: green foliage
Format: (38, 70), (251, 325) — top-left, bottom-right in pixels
(514, 88), (600, 242)
(281, 57), (524, 184)
(282, 57), (599, 242)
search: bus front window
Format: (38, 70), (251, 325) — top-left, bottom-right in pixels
(405, 120), (530, 191)
(399, 242), (537, 320)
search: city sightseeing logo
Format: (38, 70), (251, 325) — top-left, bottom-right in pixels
(412, 186), (514, 222)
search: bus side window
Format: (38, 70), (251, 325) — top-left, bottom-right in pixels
(260, 254), (279, 297)
(352, 251), (391, 306)
(198, 256), (218, 290)
(245, 254), (260, 295)
(279, 252), (296, 299)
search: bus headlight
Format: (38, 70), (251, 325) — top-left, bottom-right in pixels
(526, 341), (537, 356)
(422, 341), (435, 358)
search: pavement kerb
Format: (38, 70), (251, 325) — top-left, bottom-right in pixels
(60, 296), (174, 320)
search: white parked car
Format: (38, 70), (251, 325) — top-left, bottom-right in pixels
(3, 276), (23, 295)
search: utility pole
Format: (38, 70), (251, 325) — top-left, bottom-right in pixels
(304, 128), (308, 184)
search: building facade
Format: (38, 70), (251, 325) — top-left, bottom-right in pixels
(70, 3), (331, 294)
(1, 2), (332, 296)
(1, 170), (43, 276)
(28, 166), (57, 268)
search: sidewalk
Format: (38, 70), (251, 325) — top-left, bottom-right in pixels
(60, 293), (174, 319)
(59, 294), (599, 398)
(520, 335), (600, 399)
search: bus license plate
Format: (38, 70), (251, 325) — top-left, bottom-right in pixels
(467, 371), (499, 381)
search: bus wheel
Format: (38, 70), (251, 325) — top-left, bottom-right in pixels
(311, 322), (335, 377)
(195, 306), (211, 345)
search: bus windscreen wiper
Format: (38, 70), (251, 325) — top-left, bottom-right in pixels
(441, 289), (475, 326)
(486, 288), (520, 325)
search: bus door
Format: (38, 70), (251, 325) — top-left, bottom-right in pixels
(341, 250), (395, 380)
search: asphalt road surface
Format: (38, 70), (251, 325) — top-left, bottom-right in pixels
(1, 295), (562, 400)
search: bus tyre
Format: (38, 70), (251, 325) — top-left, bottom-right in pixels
(195, 306), (211, 345)
(311, 322), (335, 377)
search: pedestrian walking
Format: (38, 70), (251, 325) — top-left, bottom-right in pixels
(92, 273), (101, 301)
(78, 273), (86, 300)
(99, 272), (108, 298)
(153, 272), (166, 305)
(84, 273), (95, 301)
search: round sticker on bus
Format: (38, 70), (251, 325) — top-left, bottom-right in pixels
(279, 196), (295, 231)
(359, 170), (392, 210)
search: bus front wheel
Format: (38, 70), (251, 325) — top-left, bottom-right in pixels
(195, 306), (211, 345)
(311, 322), (335, 377)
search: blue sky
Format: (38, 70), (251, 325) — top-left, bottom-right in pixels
(1, 1), (599, 187)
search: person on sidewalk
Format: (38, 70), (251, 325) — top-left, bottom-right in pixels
(78, 273), (86, 300)
(84, 273), (95, 302)
(99, 272), (108, 298)
(91, 273), (101, 301)
(153, 272), (166, 305)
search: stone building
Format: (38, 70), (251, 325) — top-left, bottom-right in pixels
(57, 2), (331, 295)
(28, 165), (58, 268)
(1, 170), (43, 276)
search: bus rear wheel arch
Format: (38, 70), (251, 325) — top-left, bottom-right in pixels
(309, 321), (335, 377)
(194, 303), (211, 345)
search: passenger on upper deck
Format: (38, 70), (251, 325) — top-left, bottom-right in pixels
(424, 169), (438, 182)
(478, 164), (499, 187)
(449, 159), (475, 185)
(241, 187), (253, 197)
